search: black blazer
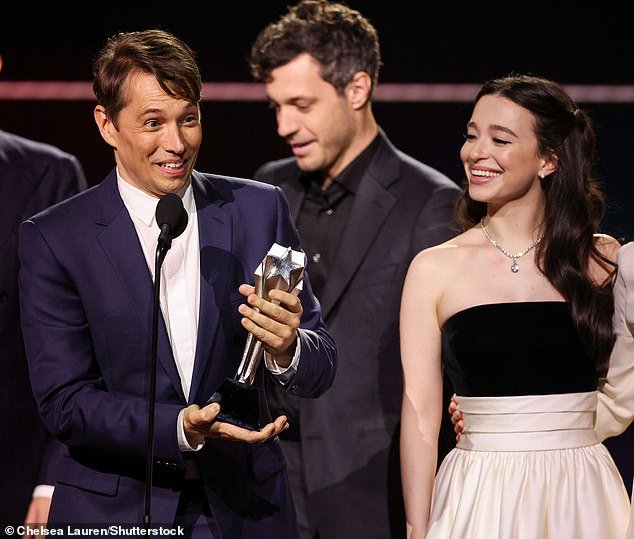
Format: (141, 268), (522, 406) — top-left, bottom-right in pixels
(255, 130), (460, 535)
(0, 129), (86, 525)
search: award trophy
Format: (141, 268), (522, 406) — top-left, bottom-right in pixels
(209, 243), (305, 430)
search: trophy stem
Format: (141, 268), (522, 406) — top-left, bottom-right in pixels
(242, 341), (263, 385)
(236, 333), (264, 385)
(235, 333), (255, 382)
(208, 243), (306, 431)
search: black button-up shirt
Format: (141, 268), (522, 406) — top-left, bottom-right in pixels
(296, 134), (381, 298)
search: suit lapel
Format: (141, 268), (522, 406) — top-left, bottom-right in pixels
(319, 133), (400, 319)
(189, 172), (233, 404)
(95, 171), (186, 402)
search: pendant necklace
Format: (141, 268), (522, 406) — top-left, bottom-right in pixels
(480, 218), (544, 273)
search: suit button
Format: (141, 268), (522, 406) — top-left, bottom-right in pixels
(0, 292), (7, 302)
(291, 384), (302, 394)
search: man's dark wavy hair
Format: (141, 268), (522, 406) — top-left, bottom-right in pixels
(249, 0), (381, 94)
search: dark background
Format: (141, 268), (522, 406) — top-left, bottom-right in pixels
(1, 2), (632, 238)
(2, 0), (634, 487)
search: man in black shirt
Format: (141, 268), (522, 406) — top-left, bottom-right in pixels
(292, 136), (380, 299)
(250, 2), (461, 537)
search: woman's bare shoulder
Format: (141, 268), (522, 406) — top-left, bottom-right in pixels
(594, 233), (621, 264)
(590, 233), (620, 285)
(407, 230), (480, 293)
(410, 231), (476, 270)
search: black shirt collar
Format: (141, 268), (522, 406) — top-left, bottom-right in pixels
(299, 132), (381, 194)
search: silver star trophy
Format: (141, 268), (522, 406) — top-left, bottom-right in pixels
(209, 243), (305, 430)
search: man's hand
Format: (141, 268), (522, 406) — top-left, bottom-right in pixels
(183, 402), (289, 444)
(23, 497), (51, 537)
(448, 394), (464, 442)
(238, 284), (302, 368)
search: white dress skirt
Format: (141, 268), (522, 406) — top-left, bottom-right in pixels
(427, 392), (630, 539)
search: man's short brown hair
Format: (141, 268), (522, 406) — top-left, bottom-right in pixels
(92, 29), (202, 127)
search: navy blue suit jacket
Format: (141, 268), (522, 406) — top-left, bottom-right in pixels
(0, 129), (85, 525)
(18, 169), (336, 535)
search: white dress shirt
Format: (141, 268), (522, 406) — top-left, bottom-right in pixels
(118, 172), (202, 450)
(118, 173), (199, 399)
(117, 170), (300, 450)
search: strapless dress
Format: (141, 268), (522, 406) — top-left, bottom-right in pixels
(426, 302), (630, 539)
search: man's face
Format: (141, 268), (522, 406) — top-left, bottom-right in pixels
(95, 70), (202, 197)
(265, 53), (357, 180)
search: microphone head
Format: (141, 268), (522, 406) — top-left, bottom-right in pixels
(155, 193), (188, 240)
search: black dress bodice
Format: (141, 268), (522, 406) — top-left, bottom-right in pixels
(441, 302), (598, 397)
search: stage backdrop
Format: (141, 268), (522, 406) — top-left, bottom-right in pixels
(1, 0), (633, 489)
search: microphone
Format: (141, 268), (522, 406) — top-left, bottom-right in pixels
(156, 193), (188, 250)
(144, 192), (188, 526)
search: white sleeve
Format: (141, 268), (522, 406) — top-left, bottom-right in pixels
(264, 331), (301, 385)
(595, 242), (634, 440)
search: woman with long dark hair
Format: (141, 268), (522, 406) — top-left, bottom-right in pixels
(399, 74), (630, 538)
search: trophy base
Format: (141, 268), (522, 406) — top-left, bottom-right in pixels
(207, 378), (261, 431)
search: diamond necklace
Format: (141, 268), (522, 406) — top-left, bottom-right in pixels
(480, 218), (545, 273)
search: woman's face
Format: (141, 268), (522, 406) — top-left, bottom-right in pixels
(460, 94), (551, 208)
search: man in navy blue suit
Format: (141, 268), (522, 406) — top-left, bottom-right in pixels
(18, 30), (336, 537)
(0, 55), (87, 528)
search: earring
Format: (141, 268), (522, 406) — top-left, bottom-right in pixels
(538, 171), (545, 179)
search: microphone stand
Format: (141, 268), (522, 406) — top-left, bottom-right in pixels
(144, 229), (171, 527)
